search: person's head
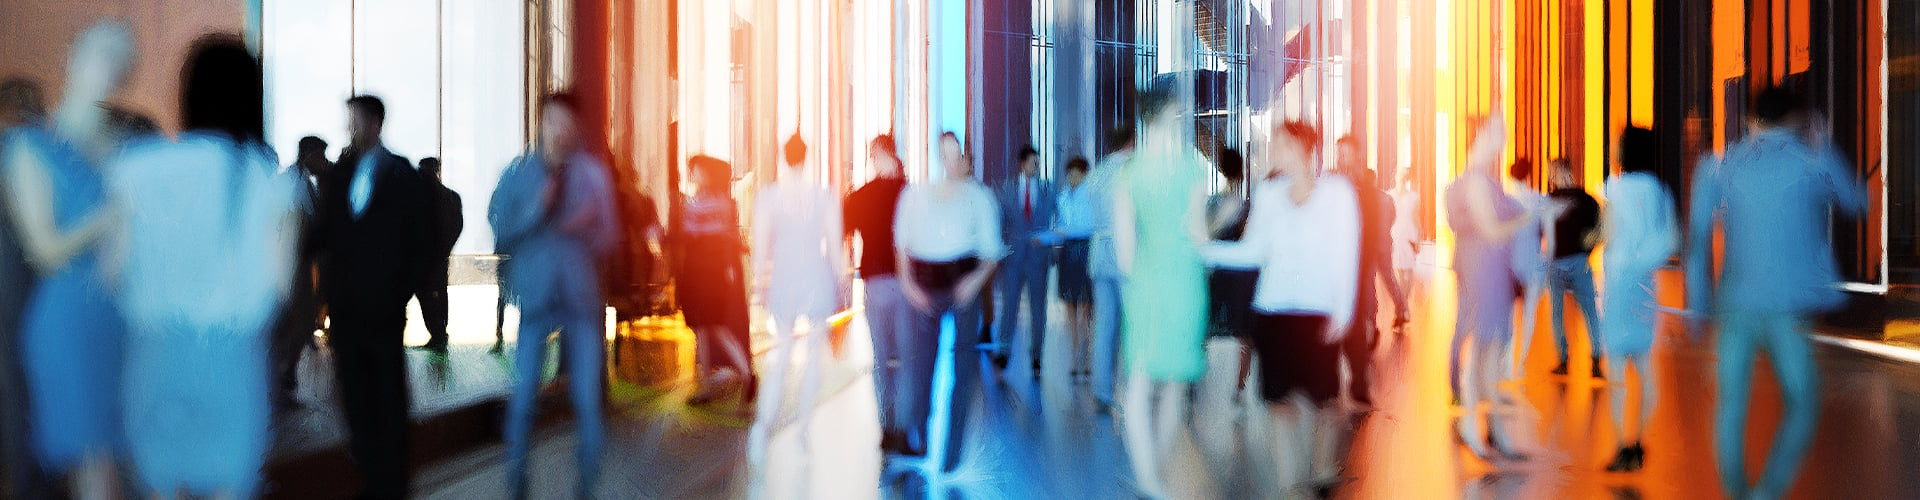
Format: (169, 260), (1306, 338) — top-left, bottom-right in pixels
(868, 134), (902, 179)
(687, 155), (731, 196)
(1140, 81), (1178, 127)
(0, 77), (46, 127)
(939, 131), (972, 181)
(1269, 120), (1319, 180)
(1106, 125), (1137, 154)
(1215, 147), (1246, 185)
(1618, 126), (1658, 176)
(419, 157), (442, 183)
(783, 132), (807, 170)
(539, 92), (580, 166)
(1466, 114), (1506, 176)
(1064, 157), (1090, 186)
(1752, 86), (1799, 131)
(67, 22), (135, 104)
(297, 136), (329, 168)
(1336, 135), (1363, 171)
(1508, 157), (1535, 185)
(1017, 145), (1039, 177)
(346, 95), (385, 148)
(181, 34), (264, 143)
(1548, 158), (1576, 189)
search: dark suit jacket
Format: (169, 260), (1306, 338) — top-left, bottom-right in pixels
(996, 175), (1057, 268)
(319, 145), (434, 322)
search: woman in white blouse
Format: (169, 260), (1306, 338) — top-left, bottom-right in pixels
(1199, 121), (1361, 492)
(746, 133), (848, 463)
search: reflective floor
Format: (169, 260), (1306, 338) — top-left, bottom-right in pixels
(393, 267), (1920, 499)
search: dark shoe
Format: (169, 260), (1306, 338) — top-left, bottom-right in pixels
(1487, 427), (1527, 461)
(489, 341), (505, 355)
(880, 430), (906, 454)
(1605, 446), (1636, 472)
(1591, 360), (1607, 380)
(1550, 361), (1569, 376)
(901, 429), (927, 457)
(413, 341), (449, 355)
(1628, 442), (1646, 471)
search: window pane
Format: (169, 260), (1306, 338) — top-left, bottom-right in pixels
(354, 0), (441, 162)
(264, 0), (353, 163)
(442, 0), (526, 254)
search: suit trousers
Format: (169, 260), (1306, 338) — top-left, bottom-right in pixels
(904, 283), (984, 471)
(328, 303), (413, 499)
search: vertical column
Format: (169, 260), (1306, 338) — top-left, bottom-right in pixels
(1374, 0), (1397, 185)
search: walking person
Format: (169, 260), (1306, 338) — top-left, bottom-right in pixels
(894, 131), (1004, 473)
(0, 75), (48, 500)
(274, 136), (330, 412)
(3, 22), (135, 500)
(1689, 88), (1864, 499)
(1043, 157), (1098, 380)
(1112, 85), (1211, 498)
(1389, 172), (1421, 313)
(318, 94), (432, 499)
(1336, 136), (1407, 408)
(747, 133), (849, 463)
(108, 36), (304, 498)
(1201, 121), (1363, 495)
(1088, 127), (1136, 409)
(1542, 158), (1604, 378)
(677, 155), (754, 406)
(1196, 147), (1256, 458)
(1597, 126), (1681, 473)
(996, 145), (1055, 375)
(1444, 115), (1531, 460)
(844, 134), (914, 455)
(491, 93), (621, 499)
(1505, 158), (1556, 380)
(414, 157), (463, 354)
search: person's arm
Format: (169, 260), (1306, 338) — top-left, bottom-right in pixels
(1817, 144), (1868, 217)
(4, 143), (118, 274)
(893, 191), (932, 312)
(1685, 156), (1723, 315)
(1197, 186), (1269, 269)
(1110, 183), (1137, 276)
(1465, 177), (1527, 240)
(1320, 186), (1365, 343)
(822, 188), (850, 308)
(488, 159), (547, 255)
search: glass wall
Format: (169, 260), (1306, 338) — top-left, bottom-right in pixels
(263, 0), (526, 254)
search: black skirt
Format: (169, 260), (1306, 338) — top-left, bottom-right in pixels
(1207, 269), (1259, 338)
(1249, 313), (1338, 405)
(1055, 239), (1093, 304)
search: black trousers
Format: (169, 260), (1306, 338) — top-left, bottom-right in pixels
(418, 273), (451, 346)
(1342, 310), (1376, 404)
(329, 305), (412, 499)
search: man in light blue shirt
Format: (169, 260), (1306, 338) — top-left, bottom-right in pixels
(1087, 127), (1134, 408)
(1689, 87), (1865, 500)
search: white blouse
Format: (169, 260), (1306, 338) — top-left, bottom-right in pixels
(893, 179), (1007, 263)
(1200, 175), (1362, 337)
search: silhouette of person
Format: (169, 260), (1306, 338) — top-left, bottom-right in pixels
(273, 135), (329, 413)
(414, 157), (463, 353)
(0, 74), (49, 500)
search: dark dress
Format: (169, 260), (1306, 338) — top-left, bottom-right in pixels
(674, 194), (752, 372)
(1206, 192), (1258, 339)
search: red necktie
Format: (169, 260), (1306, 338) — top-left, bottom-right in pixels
(1023, 184), (1032, 221)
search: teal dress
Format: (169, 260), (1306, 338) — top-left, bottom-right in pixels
(1119, 142), (1208, 382)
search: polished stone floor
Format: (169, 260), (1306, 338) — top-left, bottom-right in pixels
(406, 267), (1920, 499)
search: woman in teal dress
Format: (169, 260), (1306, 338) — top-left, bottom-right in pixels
(1111, 83), (1210, 499)
(2, 22), (134, 499)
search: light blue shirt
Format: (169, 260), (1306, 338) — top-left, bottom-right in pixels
(1088, 150), (1130, 279)
(1049, 181), (1098, 240)
(349, 146), (381, 218)
(1687, 128), (1866, 315)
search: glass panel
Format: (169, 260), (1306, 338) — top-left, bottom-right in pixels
(441, 0), (526, 254)
(354, 0), (441, 162)
(264, 0), (353, 162)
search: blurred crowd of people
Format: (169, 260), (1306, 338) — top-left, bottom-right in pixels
(0, 17), (1869, 500)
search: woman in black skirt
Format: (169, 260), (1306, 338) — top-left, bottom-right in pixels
(1047, 157), (1098, 377)
(677, 155), (754, 405)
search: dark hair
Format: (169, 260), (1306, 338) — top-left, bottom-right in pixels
(939, 131), (960, 145)
(868, 133), (896, 156)
(1105, 126), (1136, 153)
(1215, 148), (1245, 182)
(419, 157), (441, 178)
(783, 132), (807, 167)
(1508, 157), (1534, 181)
(0, 77), (46, 124)
(182, 35), (263, 142)
(1277, 121), (1319, 154)
(1753, 86), (1797, 126)
(1065, 156), (1090, 174)
(1550, 157), (1573, 172)
(298, 136), (328, 157)
(1618, 126), (1658, 175)
(1018, 145), (1039, 163)
(1336, 135), (1362, 151)
(346, 95), (386, 126)
(1140, 79), (1177, 120)
(687, 154), (732, 194)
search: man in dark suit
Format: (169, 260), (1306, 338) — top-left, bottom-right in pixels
(995, 145), (1055, 374)
(318, 95), (432, 500)
(415, 157), (464, 354)
(1336, 136), (1408, 409)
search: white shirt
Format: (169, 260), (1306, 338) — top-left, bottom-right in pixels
(894, 179), (1007, 263)
(1200, 175), (1362, 336)
(751, 174), (846, 319)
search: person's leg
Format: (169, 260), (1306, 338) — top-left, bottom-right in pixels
(1714, 312), (1761, 498)
(997, 260), (1024, 359)
(494, 284), (509, 351)
(423, 278), (450, 348)
(1091, 278), (1122, 405)
(504, 312), (554, 495)
(1027, 257), (1050, 368)
(1606, 355), (1631, 449)
(1753, 314), (1821, 500)
(1511, 284), (1543, 379)
(562, 310), (606, 495)
(1634, 354), (1658, 444)
(1121, 371), (1165, 496)
(1569, 260), (1603, 363)
(897, 291), (944, 454)
(749, 315), (795, 462)
(864, 278), (904, 435)
(360, 308), (413, 499)
(942, 296), (984, 471)
(794, 315), (832, 451)
(1343, 316), (1373, 406)
(1548, 259), (1575, 365)
(328, 313), (382, 495)
(1455, 335), (1487, 457)
(1448, 325), (1468, 400)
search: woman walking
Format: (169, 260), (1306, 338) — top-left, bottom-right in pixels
(1444, 116), (1532, 460)
(747, 133), (848, 462)
(678, 155), (755, 406)
(1598, 126), (1680, 472)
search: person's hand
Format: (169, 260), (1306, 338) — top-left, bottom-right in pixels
(902, 281), (933, 313)
(1322, 322), (1347, 344)
(955, 273), (989, 310)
